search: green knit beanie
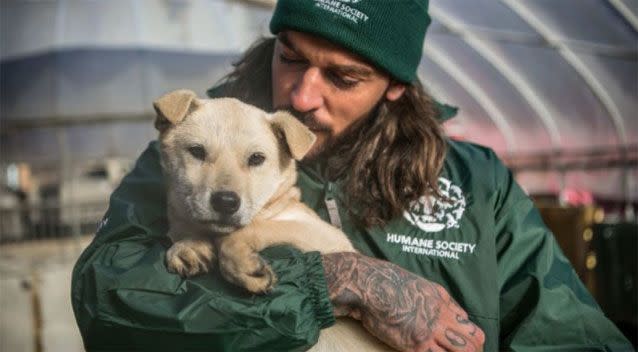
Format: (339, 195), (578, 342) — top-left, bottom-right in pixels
(270, 0), (431, 83)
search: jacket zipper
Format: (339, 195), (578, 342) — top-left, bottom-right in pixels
(324, 182), (342, 229)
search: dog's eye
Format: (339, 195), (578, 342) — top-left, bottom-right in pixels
(248, 152), (266, 167)
(187, 145), (206, 161)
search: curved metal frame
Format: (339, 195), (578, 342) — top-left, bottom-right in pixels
(501, 0), (628, 147)
(424, 43), (518, 153)
(430, 7), (563, 151)
(502, 0), (632, 207)
(607, 0), (638, 31)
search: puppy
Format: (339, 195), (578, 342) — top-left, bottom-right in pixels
(154, 89), (393, 352)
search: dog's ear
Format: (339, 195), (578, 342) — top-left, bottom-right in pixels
(153, 89), (200, 132)
(270, 111), (316, 160)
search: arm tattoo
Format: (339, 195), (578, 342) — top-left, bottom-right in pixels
(322, 252), (446, 349)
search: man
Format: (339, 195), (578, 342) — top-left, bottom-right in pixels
(71, 1), (632, 351)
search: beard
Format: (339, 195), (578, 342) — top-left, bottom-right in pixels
(279, 107), (376, 163)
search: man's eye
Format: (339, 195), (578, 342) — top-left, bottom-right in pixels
(248, 152), (266, 167)
(187, 145), (206, 161)
(279, 54), (304, 65)
(327, 72), (359, 89)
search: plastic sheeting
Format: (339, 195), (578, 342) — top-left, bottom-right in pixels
(1, 0), (636, 201)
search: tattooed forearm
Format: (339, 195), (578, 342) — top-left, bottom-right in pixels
(322, 252), (452, 350)
(322, 252), (360, 317)
(322, 252), (487, 351)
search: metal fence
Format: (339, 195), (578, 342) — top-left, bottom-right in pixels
(0, 199), (108, 243)
(0, 154), (132, 243)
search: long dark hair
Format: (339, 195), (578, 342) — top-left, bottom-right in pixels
(210, 38), (275, 112)
(213, 37), (447, 228)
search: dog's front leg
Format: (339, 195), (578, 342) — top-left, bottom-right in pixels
(166, 238), (216, 277)
(217, 227), (277, 294)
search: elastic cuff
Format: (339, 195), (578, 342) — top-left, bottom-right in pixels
(304, 251), (336, 329)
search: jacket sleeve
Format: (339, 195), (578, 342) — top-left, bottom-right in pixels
(71, 141), (335, 352)
(491, 154), (632, 351)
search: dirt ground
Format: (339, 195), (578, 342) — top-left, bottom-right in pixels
(0, 235), (93, 352)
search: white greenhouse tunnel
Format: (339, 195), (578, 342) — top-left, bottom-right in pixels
(1, 0), (637, 205)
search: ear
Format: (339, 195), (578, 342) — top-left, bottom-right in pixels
(385, 81), (406, 101)
(153, 89), (200, 132)
(270, 111), (316, 160)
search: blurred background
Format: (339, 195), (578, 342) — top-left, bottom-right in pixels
(0, 0), (636, 351)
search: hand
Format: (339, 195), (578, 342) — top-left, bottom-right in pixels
(323, 252), (485, 352)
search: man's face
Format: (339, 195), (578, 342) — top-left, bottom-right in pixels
(271, 31), (405, 158)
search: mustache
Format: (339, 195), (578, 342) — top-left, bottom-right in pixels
(279, 107), (331, 133)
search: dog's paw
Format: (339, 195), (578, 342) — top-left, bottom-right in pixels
(166, 239), (216, 277)
(218, 239), (277, 294)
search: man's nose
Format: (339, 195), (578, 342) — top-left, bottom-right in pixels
(290, 67), (323, 112)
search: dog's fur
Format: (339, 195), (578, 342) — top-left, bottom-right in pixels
(155, 89), (393, 351)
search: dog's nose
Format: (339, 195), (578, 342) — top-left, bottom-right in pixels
(210, 191), (241, 215)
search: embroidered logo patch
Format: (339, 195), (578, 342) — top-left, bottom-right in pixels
(314, 0), (369, 24)
(385, 233), (476, 260)
(403, 177), (466, 233)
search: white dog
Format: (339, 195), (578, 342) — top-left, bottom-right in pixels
(154, 89), (394, 351)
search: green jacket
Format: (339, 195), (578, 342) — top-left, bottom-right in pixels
(71, 135), (631, 351)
